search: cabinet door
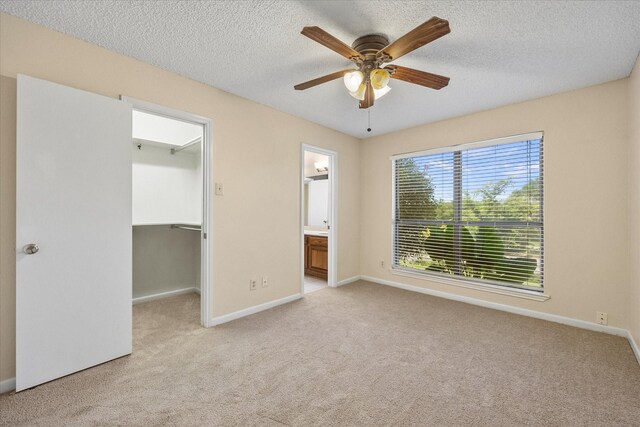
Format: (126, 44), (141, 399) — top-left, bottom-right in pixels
(305, 236), (328, 279)
(309, 246), (328, 272)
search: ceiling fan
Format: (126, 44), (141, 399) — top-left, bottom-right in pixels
(294, 17), (451, 109)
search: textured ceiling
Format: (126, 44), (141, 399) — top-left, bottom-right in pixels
(1, 1), (639, 138)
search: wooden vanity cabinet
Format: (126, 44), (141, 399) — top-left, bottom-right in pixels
(304, 235), (328, 279)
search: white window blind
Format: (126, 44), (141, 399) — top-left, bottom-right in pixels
(392, 133), (544, 291)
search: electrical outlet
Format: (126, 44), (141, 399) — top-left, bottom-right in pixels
(380, 260), (385, 268)
(262, 276), (268, 288)
(215, 182), (224, 196)
(249, 279), (257, 291)
(596, 312), (608, 325)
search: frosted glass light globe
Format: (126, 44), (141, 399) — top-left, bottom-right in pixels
(370, 68), (390, 90)
(343, 71), (364, 93)
(348, 83), (366, 101)
(373, 86), (391, 99)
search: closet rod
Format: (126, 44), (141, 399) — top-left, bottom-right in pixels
(170, 224), (201, 231)
(170, 137), (201, 154)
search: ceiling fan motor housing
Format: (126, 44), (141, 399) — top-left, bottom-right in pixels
(351, 34), (389, 56)
(351, 34), (390, 80)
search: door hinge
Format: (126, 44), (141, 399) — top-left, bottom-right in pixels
(203, 233), (207, 239)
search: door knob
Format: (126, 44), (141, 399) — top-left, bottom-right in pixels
(23, 244), (39, 255)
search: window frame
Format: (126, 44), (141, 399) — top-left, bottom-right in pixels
(390, 132), (545, 296)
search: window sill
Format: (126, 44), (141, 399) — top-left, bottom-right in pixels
(390, 268), (550, 302)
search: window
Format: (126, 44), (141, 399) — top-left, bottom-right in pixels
(392, 133), (544, 292)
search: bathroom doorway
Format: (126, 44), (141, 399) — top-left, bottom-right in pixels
(301, 145), (337, 294)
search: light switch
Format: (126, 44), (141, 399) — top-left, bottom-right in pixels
(215, 182), (224, 196)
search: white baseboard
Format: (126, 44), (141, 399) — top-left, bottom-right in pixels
(0, 377), (15, 394)
(360, 275), (629, 337)
(336, 275), (361, 287)
(209, 293), (302, 326)
(132, 287), (199, 305)
(628, 331), (640, 364)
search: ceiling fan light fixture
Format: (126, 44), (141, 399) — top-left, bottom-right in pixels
(343, 70), (364, 92)
(373, 85), (391, 100)
(294, 18), (451, 109)
(370, 68), (390, 90)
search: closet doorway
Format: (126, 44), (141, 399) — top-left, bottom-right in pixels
(301, 145), (337, 294)
(123, 97), (212, 327)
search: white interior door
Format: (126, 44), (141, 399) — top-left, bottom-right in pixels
(16, 75), (132, 391)
(307, 179), (329, 227)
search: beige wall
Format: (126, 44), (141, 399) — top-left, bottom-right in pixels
(0, 13), (361, 383)
(360, 79), (630, 329)
(629, 56), (640, 346)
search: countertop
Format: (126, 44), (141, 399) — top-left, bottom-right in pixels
(304, 230), (329, 237)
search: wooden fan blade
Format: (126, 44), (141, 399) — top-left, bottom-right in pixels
(379, 17), (450, 61)
(301, 27), (364, 60)
(294, 69), (355, 91)
(387, 66), (450, 90)
(359, 80), (374, 109)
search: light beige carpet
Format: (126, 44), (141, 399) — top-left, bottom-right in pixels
(1, 281), (639, 426)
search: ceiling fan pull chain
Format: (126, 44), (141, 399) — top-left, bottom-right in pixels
(367, 109), (372, 132)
